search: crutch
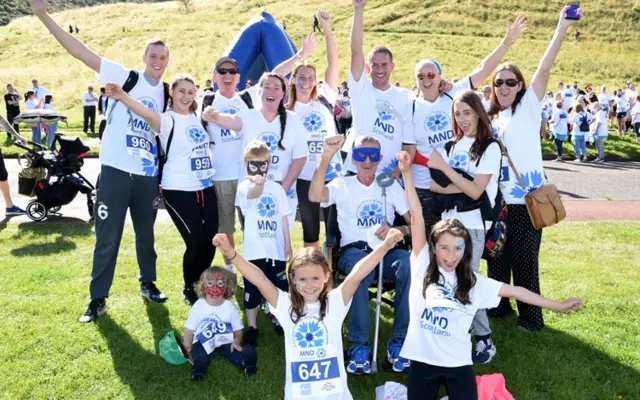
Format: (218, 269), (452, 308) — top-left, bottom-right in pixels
(371, 172), (395, 373)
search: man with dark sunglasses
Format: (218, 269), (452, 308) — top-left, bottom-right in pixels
(309, 134), (413, 375)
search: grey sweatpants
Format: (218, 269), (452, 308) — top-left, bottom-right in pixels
(89, 165), (159, 299)
(469, 229), (492, 336)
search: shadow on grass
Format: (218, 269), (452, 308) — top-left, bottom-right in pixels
(7, 219), (93, 256)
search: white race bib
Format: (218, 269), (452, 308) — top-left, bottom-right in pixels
(195, 320), (234, 354)
(190, 148), (215, 180)
(126, 134), (154, 161)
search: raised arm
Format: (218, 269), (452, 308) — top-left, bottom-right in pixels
(341, 229), (404, 305)
(469, 16), (527, 89)
(531, 6), (582, 101)
(350, 0), (367, 81)
(31, 0), (101, 73)
(212, 234), (280, 308)
(309, 135), (344, 203)
(272, 33), (317, 77)
(105, 83), (161, 132)
(397, 151), (426, 255)
(202, 106), (243, 131)
(317, 11), (339, 92)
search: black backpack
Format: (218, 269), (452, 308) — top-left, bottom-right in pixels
(578, 112), (590, 132)
(200, 90), (254, 130)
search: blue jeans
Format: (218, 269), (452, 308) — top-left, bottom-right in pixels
(573, 135), (586, 158)
(46, 123), (57, 150)
(191, 341), (257, 376)
(338, 241), (411, 344)
(31, 125), (42, 145)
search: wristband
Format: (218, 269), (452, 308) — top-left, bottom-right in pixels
(228, 251), (238, 261)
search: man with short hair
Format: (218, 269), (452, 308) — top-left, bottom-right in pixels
(310, 134), (413, 374)
(29, 78), (51, 103)
(4, 84), (22, 137)
(97, 87), (109, 139)
(31, 0), (170, 322)
(82, 85), (98, 134)
(345, 0), (414, 176)
(204, 79), (213, 92)
(482, 85), (492, 111)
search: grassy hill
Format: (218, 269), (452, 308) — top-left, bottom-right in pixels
(1, 0), (640, 127)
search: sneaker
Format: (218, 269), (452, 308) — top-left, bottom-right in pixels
(386, 339), (410, 372)
(346, 343), (371, 375)
(273, 319), (284, 335)
(191, 373), (205, 381)
(79, 298), (107, 323)
(183, 287), (199, 306)
(244, 365), (257, 376)
(5, 206), (26, 216)
(140, 282), (167, 303)
(243, 327), (259, 347)
(472, 337), (497, 364)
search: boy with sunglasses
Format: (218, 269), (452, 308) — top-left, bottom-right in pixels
(309, 134), (413, 374)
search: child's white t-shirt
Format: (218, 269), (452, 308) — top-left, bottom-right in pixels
(236, 179), (292, 261)
(551, 109), (569, 136)
(570, 112), (592, 137)
(400, 245), (503, 367)
(185, 298), (243, 354)
(440, 136), (501, 230)
(408, 78), (473, 189)
(295, 85), (345, 181)
(158, 111), (215, 191)
(204, 92), (253, 181)
(269, 288), (353, 400)
(343, 70), (414, 175)
(322, 175), (409, 248)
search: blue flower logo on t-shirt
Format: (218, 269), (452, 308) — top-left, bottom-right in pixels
(141, 142), (158, 176)
(425, 111), (450, 133)
(188, 126), (207, 144)
(139, 97), (158, 111)
(381, 156), (398, 175)
(448, 152), (469, 171)
(257, 194), (277, 218)
(510, 170), (544, 199)
(294, 319), (327, 348)
(220, 107), (238, 115)
(258, 132), (279, 153)
(325, 161), (344, 181)
(376, 100), (395, 121)
(199, 176), (214, 189)
(357, 201), (383, 227)
(303, 111), (324, 133)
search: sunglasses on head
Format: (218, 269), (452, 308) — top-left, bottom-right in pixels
(417, 72), (438, 81)
(494, 78), (518, 88)
(217, 68), (238, 75)
(352, 147), (381, 163)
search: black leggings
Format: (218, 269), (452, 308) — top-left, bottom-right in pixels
(0, 149), (7, 181)
(634, 122), (640, 137)
(416, 188), (441, 241)
(408, 361), (477, 400)
(296, 179), (329, 243)
(163, 187), (219, 289)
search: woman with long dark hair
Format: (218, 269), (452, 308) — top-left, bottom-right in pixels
(425, 90), (502, 363)
(485, 5), (582, 332)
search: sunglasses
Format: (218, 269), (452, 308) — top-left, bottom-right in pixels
(217, 68), (238, 75)
(416, 72), (437, 81)
(494, 78), (518, 88)
(205, 279), (226, 288)
(352, 147), (381, 163)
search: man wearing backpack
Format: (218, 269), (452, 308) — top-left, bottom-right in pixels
(31, 0), (169, 323)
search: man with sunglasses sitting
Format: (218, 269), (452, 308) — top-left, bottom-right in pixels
(309, 134), (413, 375)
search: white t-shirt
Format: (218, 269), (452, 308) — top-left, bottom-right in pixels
(632, 104), (640, 123)
(400, 245), (502, 368)
(30, 86), (51, 103)
(624, 89), (637, 103)
(204, 92), (253, 181)
(344, 70), (413, 174)
(615, 95), (628, 113)
(294, 85), (344, 181)
(441, 136), (501, 230)
(83, 92), (98, 107)
(597, 93), (611, 111)
(595, 110), (608, 137)
(269, 288), (353, 400)
(551, 109), (569, 136)
(98, 58), (167, 176)
(482, 98), (491, 112)
(492, 85), (545, 205)
(236, 179), (292, 261)
(158, 111), (215, 191)
(408, 78), (472, 189)
(25, 99), (39, 110)
(185, 299), (243, 354)
(561, 89), (575, 110)
(322, 175), (409, 247)
(570, 111), (592, 136)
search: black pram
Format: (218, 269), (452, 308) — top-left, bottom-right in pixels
(16, 134), (95, 221)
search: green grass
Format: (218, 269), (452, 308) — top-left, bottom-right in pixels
(0, 220), (638, 399)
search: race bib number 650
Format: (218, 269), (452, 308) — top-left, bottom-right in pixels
(307, 140), (323, 154)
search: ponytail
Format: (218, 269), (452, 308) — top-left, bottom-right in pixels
(277, 101), (287, 150)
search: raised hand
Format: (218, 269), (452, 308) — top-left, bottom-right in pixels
(212, 234), (235, 259)
(202, 106), (220, 122)
(104, 83), (125, 100)
(382, 228), (404, 250)
(396, 151), (411, 173)
(558, 4), (582, 30)
(322, 135), (344, 157)
(247, 174), (266, 185)
(30, 0), (47, 16)
(504, 15), (527, 46)
(301, 32), (317, 59)
(352, 0), (366, 10)
(318, 10), (332, 32)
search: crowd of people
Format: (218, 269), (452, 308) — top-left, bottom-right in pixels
(1, 0), (592, 398)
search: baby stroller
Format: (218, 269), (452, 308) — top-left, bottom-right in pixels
(15, 134), (95, 222)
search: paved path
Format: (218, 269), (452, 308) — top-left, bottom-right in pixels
(2, 159), (639, 223)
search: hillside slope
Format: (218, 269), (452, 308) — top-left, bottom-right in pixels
(0, 0), (639, 126)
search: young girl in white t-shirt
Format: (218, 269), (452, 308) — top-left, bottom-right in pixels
(106, 74), (218, 306)
(397, 152), (582, 400)
(550, 101), (568, 161)
(183, 266), (257, 381)
(427, 90), (502, 365)
(212, 229), (405, 400)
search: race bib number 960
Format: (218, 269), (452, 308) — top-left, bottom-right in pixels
(126, 135), (153, 160)
(291, 358), (339, 383)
